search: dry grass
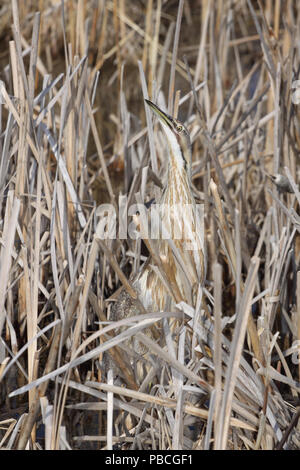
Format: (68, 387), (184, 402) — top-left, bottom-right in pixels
(0, 0), (300, 450)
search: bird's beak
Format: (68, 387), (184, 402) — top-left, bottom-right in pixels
(145, 99), (173, 129)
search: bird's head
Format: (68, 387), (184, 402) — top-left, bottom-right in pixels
(145, 99), (192, 176)
(266, 173), (294, 193)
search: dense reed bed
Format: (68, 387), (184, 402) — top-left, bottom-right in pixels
(0, 0), (300, 450)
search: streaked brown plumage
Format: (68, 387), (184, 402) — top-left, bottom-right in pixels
(109, 100), (206, 372)
(131, 100), (205, 310)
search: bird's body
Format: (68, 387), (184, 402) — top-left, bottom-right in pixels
(267, 173), (294, 194)
(110, 100), (206, 382)
(132, 142), (205, 311)
(109, 100), (205, 367)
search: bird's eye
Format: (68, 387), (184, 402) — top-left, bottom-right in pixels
(176, 124), (183, 133)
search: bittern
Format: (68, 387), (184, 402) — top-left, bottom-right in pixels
(111, 99), (206, 321)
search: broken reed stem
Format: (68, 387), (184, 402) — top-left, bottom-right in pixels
(1, 0), (300, 451)
(168, 0), (184, 115)
(210, 180), (263, 367)
(17, 323), (62, 450)
(96, 238), (138, 301)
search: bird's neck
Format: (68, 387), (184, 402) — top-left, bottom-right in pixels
(163, 151), (193, 206)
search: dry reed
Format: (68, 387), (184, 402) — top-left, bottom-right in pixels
(0, 0), (300, 450)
